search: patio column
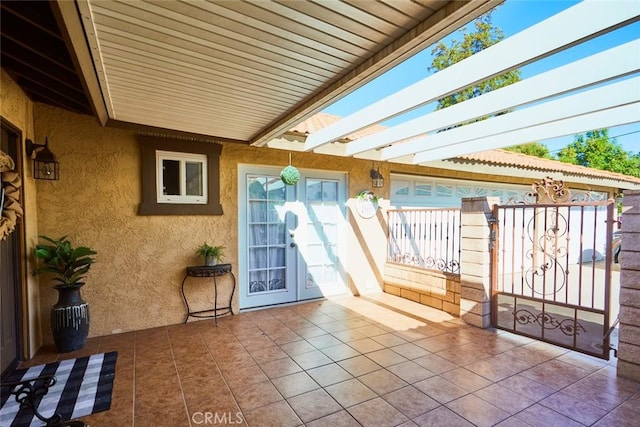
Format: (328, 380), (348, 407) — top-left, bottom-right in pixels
(618, 190), (640, 381)
(459, 196), (500, 328)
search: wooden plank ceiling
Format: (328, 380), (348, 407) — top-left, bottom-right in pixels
(59, 0), (498, 144)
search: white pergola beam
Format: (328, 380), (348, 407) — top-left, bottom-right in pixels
(346, 40), (640, 157)
(303, 0), (640, 152)
(413, 102), (640, 163)
(381, 77), (639, 161)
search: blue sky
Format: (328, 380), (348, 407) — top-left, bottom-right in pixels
(323, 0), (639, 155)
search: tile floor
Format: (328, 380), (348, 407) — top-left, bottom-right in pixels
(23, 293), (640, 426)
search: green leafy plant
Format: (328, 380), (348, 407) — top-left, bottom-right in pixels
(33, 235), (97, 288)
(196, 242), (225, 263)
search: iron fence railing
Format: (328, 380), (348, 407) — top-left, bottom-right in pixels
(387, 208), (461, 274)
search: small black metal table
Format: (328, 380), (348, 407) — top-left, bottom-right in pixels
(181, 264), (236, 325)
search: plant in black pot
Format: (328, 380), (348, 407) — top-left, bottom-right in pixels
(196, 242), (225, 266)
(33, 235), (97, 353)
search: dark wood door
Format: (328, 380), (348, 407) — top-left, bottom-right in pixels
(1, 123), (23, 375)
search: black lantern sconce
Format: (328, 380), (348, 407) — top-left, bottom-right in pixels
(26, 137), (59, 181)
(370, 162), (384, 188)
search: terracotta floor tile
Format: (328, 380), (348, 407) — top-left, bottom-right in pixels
(413, 406), (474, 427)
(321, 343), (361, 362)
(232, 380), (283, 412)
(271, 371), (320, 398)
(348, 397), (409, 427)
(319, 321), (350, 333)
(296, 325), (328, 339)
(383, 385), (440, 418)
(592, 404), (640, 427)
(307, 363), (353, 387)
(355, 324), (388, 337)
(287, 388), (342, 423)
(464, 354), (530, 382)
(498, 373), (557, 401)
(243, 400), (302, 427)
(279, 339), (316, 357)
(540, 391), (608, 425)
(259, 357), (302, 379)
(387, 360), (435, 384)
(372, 333), (409, 347)
(290, 349), (333, 370)
(514, 403), (584, 427)
(391, 329), (427, 341)
(446, 394), (510, 427)
(391, 342), (430, 360)
(325, 378), (377, 407)
(331, 328), (368, 343)
(473, 383), (535, 414)
(366, 348), (409, 367)
(520, 359), (590, 390)
(412, 353), (459, 374)
(305, 410), (361, 427)
(347, 338), (385, 353)
(248, 345), (289, 364)
(358, 369), (408, 395)
(414, 376), (469, 404)
(439, 367), (493, 392)
(493, 417), (532, 427)
(307, 333), (343, 349)
(338, 355), (383, 377)
(561, 378), (627, 411)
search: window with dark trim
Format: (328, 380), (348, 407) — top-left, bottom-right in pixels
(138, 136), (223, 215)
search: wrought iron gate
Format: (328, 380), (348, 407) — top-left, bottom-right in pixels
(491, 178), (616, 359)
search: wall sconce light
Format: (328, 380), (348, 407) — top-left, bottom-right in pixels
(370, 162), (384, 188)
(26, 137), (59, 181)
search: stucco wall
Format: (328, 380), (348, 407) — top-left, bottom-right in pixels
(30, 103), (391, 341)
(1, 69), (41, 357)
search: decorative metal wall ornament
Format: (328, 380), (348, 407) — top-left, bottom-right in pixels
(280, 152), (300, 185)
(525, 176), (571, 204)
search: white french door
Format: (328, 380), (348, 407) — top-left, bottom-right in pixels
(238, 166), (347, 309)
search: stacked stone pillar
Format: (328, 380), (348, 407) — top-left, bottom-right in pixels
(459, 197), (500, 328)
(618, 190), (640, 381)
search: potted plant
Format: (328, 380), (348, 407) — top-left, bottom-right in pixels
(196, 242), (225, 266)
(33, 235), (97, 353)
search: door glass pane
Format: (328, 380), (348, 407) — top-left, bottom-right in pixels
(185, 162), (203, 196)
(162, 159), (180, 195)
(306, 179), (322, 202)
(269, 269), (286, 290)
(248, 174), (288, 295)
(322, 181), (338, 202)
(249, 270), (267, 293)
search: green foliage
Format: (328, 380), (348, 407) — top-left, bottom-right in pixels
(505, 142), (552, 159)
(196, 243), (225, 262)
(556, 130), (640, 177)
(429, 13), (521, 111)
(33, 236), (97, 288)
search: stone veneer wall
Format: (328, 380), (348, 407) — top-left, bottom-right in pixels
(617, 190), (640, 381)
(384, 264), (460, 316)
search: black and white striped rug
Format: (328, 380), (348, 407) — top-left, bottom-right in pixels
(1, 352), (117, 426)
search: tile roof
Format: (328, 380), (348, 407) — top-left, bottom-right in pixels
(448, 149), (640, 186)
(289, 113), (640, 186)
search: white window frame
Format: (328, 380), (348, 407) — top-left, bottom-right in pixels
(156, 150), (208, 204)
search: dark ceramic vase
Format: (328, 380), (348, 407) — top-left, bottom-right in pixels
(51, 285), (89, 353)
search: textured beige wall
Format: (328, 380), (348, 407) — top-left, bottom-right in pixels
(31, 104), (392, 340)
(1, 69), (41, 357)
